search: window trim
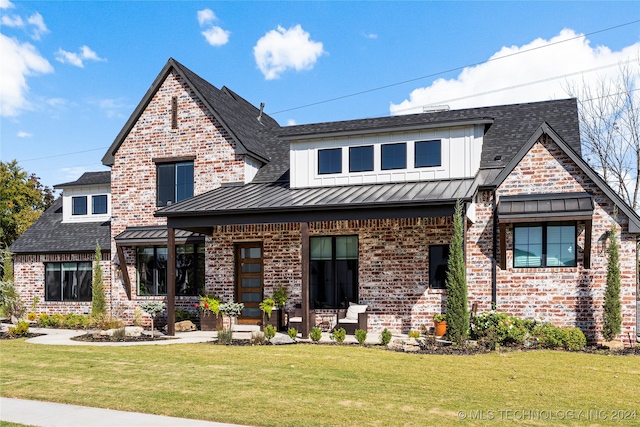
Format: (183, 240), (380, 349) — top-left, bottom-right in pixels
(414, 140), (441, 168)
(92, 195), (108, 215)
(513, 222), (577, 268)
(156, 161), (194, 207)
(44, 261), (92, 302)
(381, 142), (407, 171)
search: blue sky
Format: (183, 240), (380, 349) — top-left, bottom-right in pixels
(1, 1), (639, 190)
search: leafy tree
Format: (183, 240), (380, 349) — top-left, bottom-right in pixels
(603, 222), (622, 341)
(2, 247), (13, 282)
(91, 243), (107, 318)
(0, 160), (55, 248)
(445, 199), (469, 344)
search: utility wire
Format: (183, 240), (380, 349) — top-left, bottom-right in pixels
(268, 19), (640, 116)
(19, 146), (109, 162)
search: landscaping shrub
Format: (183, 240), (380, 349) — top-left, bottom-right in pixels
(63, 313), (91, 329)
(8, 320), (29, 337)
(91, 244), (106, 319)
(532, 324), (586, 351)
(112, 327), (126, 340)
(93, 316), (125, 330)
(408, 330), (420, 338)
(603, 222), (621, 341)
(217, 327), (233, 345)
(354, 329), (367, 345)
(27, 312), (37, 321)
(330, 327), (346, 343)
(471, 312), (533, 349)
(309, 326), (322, 342)
(250, 331), (266, 345)
(37, 313), (50, 327)
(49, 313), (64, 328)
(264, 324), (277, 340)
(0, 280), (26, 321)
(565, 327), (587, 351)
(445, 199), (469, 344)
(175, 309), (194, 323)
(287, 327), (298, 340)
(379, 328), (392, 346)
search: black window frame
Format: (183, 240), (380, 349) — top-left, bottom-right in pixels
(318, 148), (342, 175)
(310, 235), (359, 309)
(45, 261), (92, 302)
(415, 140), (441, 168)
(381, 142), (407, 170)
(429, 244), (450, 289)
(92, 195), (108, 215)
(513, 222), (577, 268)
(137, 244), (205, 296)
(72, 196), (87, 216)
(156, 161), (194, 207)
(349, 145), (374, 173)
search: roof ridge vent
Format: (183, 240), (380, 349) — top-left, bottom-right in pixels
(257, 102), (265, 124)
(422, 105), (450, 113)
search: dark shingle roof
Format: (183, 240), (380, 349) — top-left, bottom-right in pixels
(55, 171), (111, 188)
(9, 198), (111, 254)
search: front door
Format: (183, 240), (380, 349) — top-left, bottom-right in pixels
(236, 243), (263, 325)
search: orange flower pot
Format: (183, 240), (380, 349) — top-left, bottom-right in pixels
(434, 320), (447, 337)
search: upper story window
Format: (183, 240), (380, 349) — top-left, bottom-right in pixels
(415, 140), (441, 168)
(349, 146), (373, 172)
(72, 196), (87, 215)
(92, 195), (108, 214)
(514, 223), (576, 268)
(381, 143), (407, 170)
(157, 161), (194, 206)
(318, 148), (342, 175)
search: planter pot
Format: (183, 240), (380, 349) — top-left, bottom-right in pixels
(434, 320), (447, 337)
(200, 312), (223, 331)
(263, 308), (286, 331)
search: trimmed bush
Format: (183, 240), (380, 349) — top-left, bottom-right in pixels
(8, 320), (29, 337)
(603, 223), (622, 341)
(264, 324), (277, 340)
(471, 312), (533, 349)
(309, 326), (322, 342)
(91, 244), (106, 319)
(379, 328), (392, 346)
(288, 327), (298, 340)
(445, 200), (469, 344)
(330, 327), (346, 343)
(354, 329), (367, 345)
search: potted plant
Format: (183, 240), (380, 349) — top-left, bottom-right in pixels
(272, 284), (289, 331)
(259, 297), (276, 329)
(196, 295), (222, 331)
(434, 313), (447, 337)
(218, 301), (244, 342)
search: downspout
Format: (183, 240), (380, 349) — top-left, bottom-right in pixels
(491, 189), (497, 308)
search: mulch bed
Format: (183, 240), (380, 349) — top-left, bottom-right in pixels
(71, 333), (172, 343)
(0, 332), (45, 340)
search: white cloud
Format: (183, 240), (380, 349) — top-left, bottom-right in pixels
(197, 9), (216, 26)
(286, 119), (296, 126)
(0, 33), (53, 116)
(390, 29), (640, 115)
(27, 12), (49, 40)
(95, 97), (129, 118)
(202, 26), (230, 47)
(0, 0), (15, 9)
(254, 25), (325, 80)
(55, 45), (105, 68)
(363, 33), (377, 39)
(1, 14), (23, 27)
(17, 131), (32, 138)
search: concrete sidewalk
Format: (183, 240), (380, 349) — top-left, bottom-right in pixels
(0, 397), (249, 427)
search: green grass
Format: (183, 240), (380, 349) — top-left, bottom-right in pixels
(1, 340), (638, 426)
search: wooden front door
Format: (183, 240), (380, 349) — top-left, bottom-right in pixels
(236, 243), (263, 325)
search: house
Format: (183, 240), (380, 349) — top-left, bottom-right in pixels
(11, 58), (639, 343)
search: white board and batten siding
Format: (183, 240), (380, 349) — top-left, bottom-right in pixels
(61, 185), (111, 224)
(289, 124), (484, 189)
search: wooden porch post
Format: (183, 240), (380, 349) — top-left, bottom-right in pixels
(167, 227), (176, 336)
(301, 222), (310, 339)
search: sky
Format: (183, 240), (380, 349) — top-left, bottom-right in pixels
(1, 0), (639, 192)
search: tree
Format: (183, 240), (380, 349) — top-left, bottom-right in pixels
(603, 221), (622, 341)
(91, 243), (107, 318)
(0, 160), (55, 248)
(2, 247), (13, 282)
(564, 60), (640, 211)
(445, 199), (469, 344)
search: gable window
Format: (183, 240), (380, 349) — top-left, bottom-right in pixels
(514, 223), (576, 268)
(429, 244), (450, 289)
(72, 196), (87, 215)
(310, 235), (358, 309)
(157, 161), (194, 206)
(92, 195), (108, 214)
(45, 262), (92, 301)
(318, 148), (342, 174)
(381, 143), (407, 170)
(415, 140), (441, 168)
(349, 146), (374, 172)
(137, 244), (205, 296)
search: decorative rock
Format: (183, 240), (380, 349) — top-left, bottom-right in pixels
(269, 333), (296, 345)
(124, 326), (144, 337)
(174, 320), (197, 332)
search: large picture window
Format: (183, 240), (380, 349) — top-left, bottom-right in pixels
(429, 244), (450, 289)
(92, 195), (108, 214)
(318, 148), (342, 174)
(157, 161), (194, 206)
(137, 244), (205, 296)
(415, 140), (441, 168)
(514, 223), (576, 268)
(45, 262), (92, 301)
(310, 236), (358, 309)
(349, 146), (374, 172)
(72, 196), (87, 215)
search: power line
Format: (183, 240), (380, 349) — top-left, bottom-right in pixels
(19, 146), (109, 162)
(268, 19), (640, 116)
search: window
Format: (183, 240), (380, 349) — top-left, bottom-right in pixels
(137, 244), (205, 296)
(514, 223), (576, 268)
(45, 262), (92, 301)
(72, 196), (87, 215)
(415, 140), (441, 168)
(318, 148), (342, 174)
(92, 195), (108, 214)
(349, 146), (373, 172)
(429, 245), (450, 289)
(310, 236), (358, 309)
(157, 161), (194, 206)
(381, 143), (406, 170)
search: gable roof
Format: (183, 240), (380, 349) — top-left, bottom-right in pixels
(489, 122), (640, 233)
(9, 198), (111, 254)
(54, 171), (111, 188)
(101, 58), (278, 166)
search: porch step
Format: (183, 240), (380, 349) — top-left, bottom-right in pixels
(232, 324), (261, 333)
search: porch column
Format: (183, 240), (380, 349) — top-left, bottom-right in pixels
(301, 222), (310, 339)
(167, 227), (176, 336)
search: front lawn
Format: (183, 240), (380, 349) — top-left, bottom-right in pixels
(1, 340), (638, 426)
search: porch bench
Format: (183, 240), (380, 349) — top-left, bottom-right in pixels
(287, 308), (316, 334)
(336, 303), (368, 334)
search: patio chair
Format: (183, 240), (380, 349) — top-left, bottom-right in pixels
(336, 302), (368, 334)
(287, 308), (316, 334)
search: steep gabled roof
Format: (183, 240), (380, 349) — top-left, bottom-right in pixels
(101, 58), (278, 166)
(489, 122), (640, 233)
(54, 171), (111, 188)
(9, 198), (111, 254)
